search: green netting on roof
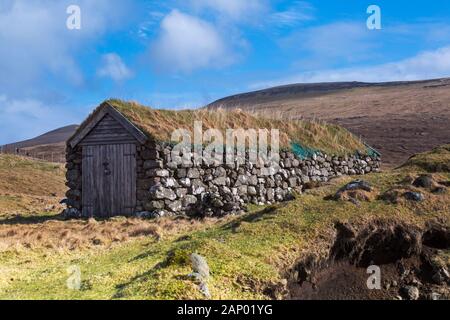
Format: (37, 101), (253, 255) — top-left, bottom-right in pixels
(290, 142), (319, 160)
(364, 143), (382, 158)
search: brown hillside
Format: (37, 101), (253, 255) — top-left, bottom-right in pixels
(0, 155), (66, 217)
(208, 78), (450, 167)
(1, 125), (78, 163)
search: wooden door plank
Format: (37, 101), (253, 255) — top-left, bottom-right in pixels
(129, 144), (137, 215)
(82, 146), (94, 217)
(96, 145), (104, 217)
(87, 146), (94, 217)
(116, 144), (123, 216)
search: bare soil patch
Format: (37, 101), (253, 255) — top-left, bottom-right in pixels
(287, 220), (450, 300)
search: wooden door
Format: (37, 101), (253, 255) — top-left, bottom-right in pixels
(82, 144), (136, 217)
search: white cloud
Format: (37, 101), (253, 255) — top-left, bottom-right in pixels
(150, 10), (235, 73)
(0, 0), (134, 95)
(137, 11), (166, 39)
(189, 0), (268, 21)
(270, 1), (314, 27)
(97, 53), (133, 82)
(0, 1), (80, 88)
(251, 46), (450, 89)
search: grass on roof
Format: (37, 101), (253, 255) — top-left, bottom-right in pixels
(107, 99), (366, 156)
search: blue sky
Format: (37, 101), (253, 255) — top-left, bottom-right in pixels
(1, 0), (450, 144)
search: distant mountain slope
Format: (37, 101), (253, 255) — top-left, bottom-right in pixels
(1, 125), (78, 162)
(207, 78), (450, 167)
(207, 78), (450, 109)
(1, 125), (78, 150)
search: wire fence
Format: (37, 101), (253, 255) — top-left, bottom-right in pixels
(0, 146), (65, 163)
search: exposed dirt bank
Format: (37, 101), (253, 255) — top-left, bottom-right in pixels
(286, 220), (450, 300)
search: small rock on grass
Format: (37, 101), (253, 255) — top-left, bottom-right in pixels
(431, 292), (442, 300)
(62, 208), (82, 219)
(401, 285), (420, 300)
(412, 175), (434, 189)
(190, 253), (211, 299)
(338, 180), (372, 193)
(328, 180), (373, 204)
(432, 186), (447, 194)
(403, 191), (425, 202)
(191, 253), (210, 279)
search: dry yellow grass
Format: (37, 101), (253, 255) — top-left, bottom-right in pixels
(0, 216), (226, 252)
(0, 154), (65, 196)
(0, 155), (66, 217)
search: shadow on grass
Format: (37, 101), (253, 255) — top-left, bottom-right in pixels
(113, 256), (172, 299)
(0, 213), (65, 225)
(0, 213), (122, 225)
(114, 205), (284, 298)
(221, 204), (281, 232)
(129, 248), (163, 262)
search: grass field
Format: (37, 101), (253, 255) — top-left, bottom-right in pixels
(0, 155), (66, 220)
(0, 147), (448, 300)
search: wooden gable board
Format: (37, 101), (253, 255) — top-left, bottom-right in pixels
(69, 102), (147, 148)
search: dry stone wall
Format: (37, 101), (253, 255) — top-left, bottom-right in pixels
(133, 141), (381, 218)
(65, 144), (82, 212)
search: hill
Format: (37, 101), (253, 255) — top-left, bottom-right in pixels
(208, 78), (450, 167)
(0, 125), (78, 162)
